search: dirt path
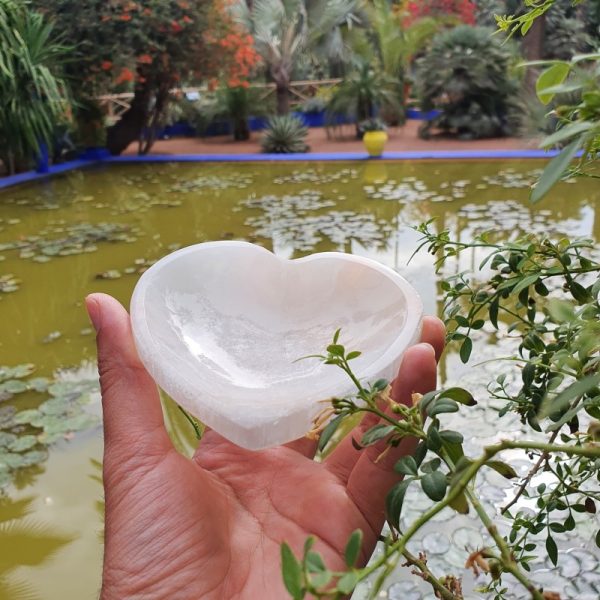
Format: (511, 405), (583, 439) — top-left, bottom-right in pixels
(123, 121), (537, 156)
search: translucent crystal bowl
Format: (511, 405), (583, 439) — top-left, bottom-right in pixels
(130, 242), (423, 450)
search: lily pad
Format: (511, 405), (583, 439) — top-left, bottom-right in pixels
(8, 435), (38, 452)
(42, 331), (62, 344)
(0, 274), (20, 293)
(0, 380), (28, 394)
(0, 432), (18, 448)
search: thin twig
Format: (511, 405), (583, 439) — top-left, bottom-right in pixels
(401, 549), (461, 600)
(501, 430), (559, 515)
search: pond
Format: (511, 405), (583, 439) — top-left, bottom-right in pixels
(0, 161), (598, 599)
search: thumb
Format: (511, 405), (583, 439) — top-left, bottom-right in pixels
(86, 293), (172, 460)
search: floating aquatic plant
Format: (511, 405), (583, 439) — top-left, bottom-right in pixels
(0, 274), (19, 294)
(169, 173), (254, 193)
(0, 364), (100, 490)
(272, 168), (359, 186)
(0, 222), (139, 263)
(241, 191), (394, 252)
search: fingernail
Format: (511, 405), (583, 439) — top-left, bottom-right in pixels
(417, 342), (436, 358)
(85, 295), (102, 332)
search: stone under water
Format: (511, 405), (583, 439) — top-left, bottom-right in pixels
(130, 241), (423, 450)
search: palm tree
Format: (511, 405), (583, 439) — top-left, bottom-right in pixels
(326, 0), (441, 131)
(235, 0), (361, 115)
(0, 0), (70, 175)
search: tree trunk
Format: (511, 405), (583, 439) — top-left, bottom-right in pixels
(523, 14), (546, 90)
(276, 82), (290, 115)
(106, 85), (151, 156)
(139, 81), (171, 155)
(233, 117), (250, 140)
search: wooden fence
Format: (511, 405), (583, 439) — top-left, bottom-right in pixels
(96, 79), (343, 124)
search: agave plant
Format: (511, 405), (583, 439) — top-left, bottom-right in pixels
(261, 115), (309, 153)
(0, 0), (71, 174)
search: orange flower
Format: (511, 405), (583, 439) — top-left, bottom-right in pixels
(171, 20), (183, 32)
(101, 60), (113, 71)
(120, 14), (132, 21)
(115, 67), (135, 85)
(182, 15), (193, 23)
(137, 54), (153, 64)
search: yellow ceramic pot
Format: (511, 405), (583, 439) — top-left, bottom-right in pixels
(363, 130), (388, 158)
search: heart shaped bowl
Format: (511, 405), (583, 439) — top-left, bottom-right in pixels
(130, 242), (423, 450)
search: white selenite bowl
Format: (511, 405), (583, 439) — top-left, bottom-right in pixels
(130, 242), (423, 450)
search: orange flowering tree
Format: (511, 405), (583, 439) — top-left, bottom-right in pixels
(205, 0), (261, 91)
(202, 0), (261, 140)
(402, 0), (476, 26)
(34, 0), (258, 153)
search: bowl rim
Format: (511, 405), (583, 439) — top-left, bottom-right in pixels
(130, 242), (423, 436)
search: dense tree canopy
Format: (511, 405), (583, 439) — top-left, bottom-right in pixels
(34, 0), (258, 153)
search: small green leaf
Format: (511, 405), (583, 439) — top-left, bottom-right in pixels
(438, 387), (476, 406)
(281, 543), (304, 600)
(395, 456), (418, 476)
(333, 328), (341, 344)
(337, 571), (359, 595)
(487, 461), (518, 479)
(346, 351), (361, 361)
(522, 363), (536, 388)
(513, 274), (540, 296)
(546, 535), (558, 566)
(536, 62), (570, 104)
(361, 424), (395, 447)
(420, 457), (442, 473)
(318, 415), (344, 452)
(459, 337), (472, 363)
(413, 441), (427, 467)
(421, 470), (447, 502)
(306, 551), (326, 573)
(539, 373), (600, 419)
(489, 297), (499, 328)
(386, 479), (411, 529)
(344, 529), (363, 568)
(327, 344), (345, 357)
(311, 569), (332, 589)
(448, 490), (469, 514)
(530, 139), (581, 203)
(540, 121), (592, 148)
(372, 379), (389, 392)
(426, 426), (442, 452)
(428, 399), (459, 417)
(439, 430), (464, 444)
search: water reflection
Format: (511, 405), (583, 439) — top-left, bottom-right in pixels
(0, 160), (598, 599)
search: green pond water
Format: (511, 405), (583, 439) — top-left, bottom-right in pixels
(0, 161), (598, 599)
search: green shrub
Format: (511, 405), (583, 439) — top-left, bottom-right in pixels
(416, 25), (520, 140)
(261, 115), (309, 154)
(327, 63), (401, 138)
(0, 0), (71, 174)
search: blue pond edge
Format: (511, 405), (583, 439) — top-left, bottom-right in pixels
(0, 148), (562, 191)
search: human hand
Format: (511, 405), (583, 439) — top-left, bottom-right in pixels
(86, 293), (445, 599)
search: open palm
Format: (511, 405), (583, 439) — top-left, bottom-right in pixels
(87, 294), (444, 600)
